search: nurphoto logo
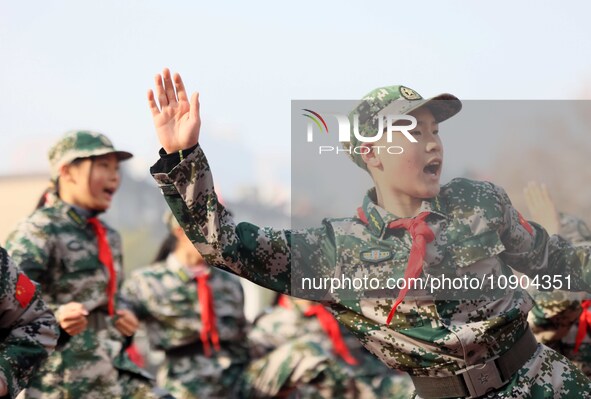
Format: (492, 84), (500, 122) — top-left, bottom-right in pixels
(302, 109), (417, 155)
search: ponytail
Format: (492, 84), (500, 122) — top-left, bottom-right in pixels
(153, 233), (178, 263)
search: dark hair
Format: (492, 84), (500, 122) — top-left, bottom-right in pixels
(37, 158), (89, 210)
(35, 187), (54, 210)
(153, 233), (178, 263)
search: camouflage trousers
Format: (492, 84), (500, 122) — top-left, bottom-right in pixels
(240, 339), (354, 398)
(354, 370), (413, 399)
(20, 329), (158, 399)
(157, 347), (248, 399)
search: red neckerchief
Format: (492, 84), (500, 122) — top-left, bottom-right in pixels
(195, 271), (221, 357)
(357, 208), (434, 325)
(574, 300), (591, 353)
(279, 295), (358, 365)
(87, 217), (116, 316)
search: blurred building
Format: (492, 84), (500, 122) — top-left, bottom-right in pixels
(0, 173), (49, 245)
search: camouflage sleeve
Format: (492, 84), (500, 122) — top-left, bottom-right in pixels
(120, 272), (151, 320)
(151, 145), (335, 297)
(5, 219), (59, 313)
(493, 183), (591, 292)
(0, 247), (58, 398)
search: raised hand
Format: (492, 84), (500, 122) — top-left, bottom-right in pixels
(524, 181), (560, 235)
(148, 68), (201, 153)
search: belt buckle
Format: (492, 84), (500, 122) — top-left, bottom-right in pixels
(462, 357), (504, 398)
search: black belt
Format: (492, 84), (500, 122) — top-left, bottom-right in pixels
(86, 308), (109, 332)
(56, 308), (109, 349)
(410, 327), (538, 398)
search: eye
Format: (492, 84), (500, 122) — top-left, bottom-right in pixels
(432, 130), (439, 135)
(410, 130), (422, 137)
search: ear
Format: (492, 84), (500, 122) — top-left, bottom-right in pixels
(59, 164), (76, 183)
(359, 143), (381, 169)
(172, 226), (185, 240)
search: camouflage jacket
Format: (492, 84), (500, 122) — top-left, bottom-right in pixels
(151, 145), (591, 379)
(122, 253), (248, 351)
(0, 247), (58, 399)
(5, 198), (145, 398)
(6, 198), (128, 314)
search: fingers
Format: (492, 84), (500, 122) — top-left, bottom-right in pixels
(154, 73), (169, 108)
(162, 68), (177, 106)
(524, 181), (553, 210)
(59, 302), (88, 320)
(115, 310), (139, 337)
(147, 90), (160, 116)
(524, 182), (537, 212)
(115, 323), (135, 336)
(523, 181), (560, 234)
(524, 181), (543, 210)
(61, 316), (88, 336)
(190, 92), (200, 120)
(174, 72), (188, 103)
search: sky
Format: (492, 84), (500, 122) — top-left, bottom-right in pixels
(2, 1), (591, 202)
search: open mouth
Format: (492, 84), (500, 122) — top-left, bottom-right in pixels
(423, 161), (441, 176)
(103, 188), (115, 196)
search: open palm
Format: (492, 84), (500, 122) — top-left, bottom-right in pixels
(148, 68), (201, 153)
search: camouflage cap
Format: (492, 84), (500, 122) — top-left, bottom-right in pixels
(48, 130), (133, 180)
(347, 85), (462, 171)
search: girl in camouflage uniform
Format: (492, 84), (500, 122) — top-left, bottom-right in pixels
(6, 131), (155, 399)
(122, 212), (249, 399)
(147, 69), (591, 398)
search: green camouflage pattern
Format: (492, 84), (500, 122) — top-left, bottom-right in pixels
(150, 144), (591, 397)
(243, 296), (412, 398)
(556, 213), (591, 244)
(0, 247), (58, 399)
(346, 86), (461, 170)
(242, 335), (355, 398)
(5, 198), (155, 399)
(530, 213), (591, 377)
(122, 253), (249, 399)
(48, 130), (132, 180)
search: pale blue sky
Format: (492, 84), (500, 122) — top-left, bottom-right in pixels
(2, 1), (591, 200)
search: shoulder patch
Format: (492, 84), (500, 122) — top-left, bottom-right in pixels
(15, 274), (36, 308)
